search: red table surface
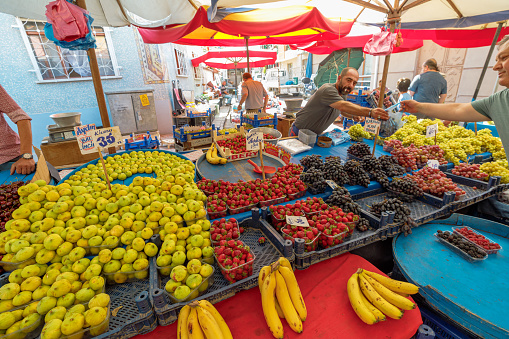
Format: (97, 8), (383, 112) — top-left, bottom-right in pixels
(135, 253), (423, 338)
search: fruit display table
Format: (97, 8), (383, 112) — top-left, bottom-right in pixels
(0, 161), (38, 186)
(134, 253), (423, 339)
(393, 213), (509, 338)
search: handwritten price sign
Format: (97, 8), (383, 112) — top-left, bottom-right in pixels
(364, 117), (381, 134)
(325, 180), (339, 190)
(90, 127), (123, 150)
(77, 134), (96, 154)
(246, 131), (264, 151)
(426, 123), (438, 138)
(286, 215), (309, 227)
(74, 124), (96, 137)
(427, 160), (440, 169)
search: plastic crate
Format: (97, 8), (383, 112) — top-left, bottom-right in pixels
(186, 109), (211, 118)
(172, 123), (214, 143)
(444, 172), (500, 210)
(452, 226), (502, 254)
(346, 93), (369, 105)
(95, 283), (157, 339)
(149, 216), (294, 326)
(240, 111), (278, 128)
(298, 129), (317, 147)
(420, 305), (476, 339)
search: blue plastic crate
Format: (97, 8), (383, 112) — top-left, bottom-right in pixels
(240, 111), (278, 128)
(444, 172), (500, 211)
(0, 272), (9, 286)
(419, 305), (476, 339)
(172, 123), (214, 143)
(186, 108), (211, 118)
(149, 216), (293, 326)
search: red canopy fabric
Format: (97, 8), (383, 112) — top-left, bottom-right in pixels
(191, 49), (277, 69)
(292, 26), (509, 55)
(136, 6), (354, 46)
(134, 253), (422, 339)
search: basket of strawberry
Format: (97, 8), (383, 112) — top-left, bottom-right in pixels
(206, 193), (228, 219)
(453, 226), (502, 254)
(227, 191), (258, 215)
(269, 203), (305, 231)
(251, 178), (287, 208)
(301, 197), (327, 216)
(210, 218), (240, 245)
(281, 225), (320, 252)
(213, 240), (255, 283)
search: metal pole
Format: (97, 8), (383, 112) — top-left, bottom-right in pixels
(347, 48), (351, 67)
(76, 0), (114, 154)
(245, 37), (250, 73)
(473, 22), (504, 100)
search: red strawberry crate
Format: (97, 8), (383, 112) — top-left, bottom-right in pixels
(269, 205), (305, 231)
(287, 187), (307, 201)
(259, 195), (286, 208)
(208, 209), (228, 220)
(281, 225), (321, 252)
(228, 202), (257, 215)
(452, 226), (502, 254)
(213, 240), (256, 284)
(318, 229), (348, 249)
(210, 218), (241, 246)
(212, 127), (259, 162)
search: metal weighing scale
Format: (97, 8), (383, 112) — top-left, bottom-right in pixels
(47, 124), (80, 143)
(283, 98), (303, 118)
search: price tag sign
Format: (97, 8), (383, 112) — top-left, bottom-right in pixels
(325, 180), (339, 190)
(364, 117), (381, 134)
(140, 94), (150, 106)
(246, 131), (264, 151)
(426, 123), (438, 138)
(90, 127), (123, 150)
(427, 160), (440, 169)
(74, 124), (96, 137)
(285, 215), (309, 227)
(77, 134), (96, 154)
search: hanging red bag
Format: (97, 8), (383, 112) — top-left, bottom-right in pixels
(363, 29), (398, 56)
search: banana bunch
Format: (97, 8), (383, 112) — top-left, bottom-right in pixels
(206, 143), (227, 165)
(259, 257), (306, 339)
(177, 299), (233, 339)
(347, 268), (418, 325)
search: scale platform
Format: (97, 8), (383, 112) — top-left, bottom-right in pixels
(47, 124), (79, 143)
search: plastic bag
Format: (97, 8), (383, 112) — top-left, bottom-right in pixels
(278, 139), (312, 155)
(363, 30), (397, 56)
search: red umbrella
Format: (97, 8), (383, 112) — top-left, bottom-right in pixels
(191, 49), (277, 69)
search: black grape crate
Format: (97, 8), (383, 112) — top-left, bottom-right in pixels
(444, 172), (500, 210)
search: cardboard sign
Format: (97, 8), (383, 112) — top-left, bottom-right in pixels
(426, 124), (438, 138)
(90, 127), (123, 150)
(427, 160), (440, 169)
(325, 180), (339, 190)
(77, 134), (96, 154)
(286, 215), (309, 227)
(364, 117), (381, 134)
(140, 94), (150, 106)
(246, 131), (264, 151)
(74, 124), (96, 137)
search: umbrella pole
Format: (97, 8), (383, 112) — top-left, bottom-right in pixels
(234, 62), (238, 101)
(76, 0), (114, 154)
(372, 20), (397, 155)
(347, 48), (351, 67)
(245, 37), (250, 73)
(472, 21), (504, 135)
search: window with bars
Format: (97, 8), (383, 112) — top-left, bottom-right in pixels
(17, 18), (119, 82)
(174, 48), (188, 76)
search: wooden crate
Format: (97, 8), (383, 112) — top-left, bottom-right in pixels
(41, 138), (99, 167)
(174, 136), (213, 152)
(212, 126), (259, 162)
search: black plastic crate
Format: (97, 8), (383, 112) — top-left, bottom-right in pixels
(149, 217), (293, 326)
(444, 172), (500, 211)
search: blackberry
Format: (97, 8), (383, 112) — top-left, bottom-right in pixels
(347, 143), (371, 158)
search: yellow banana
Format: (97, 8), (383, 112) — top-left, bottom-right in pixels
(211, 144), (218, 158)
(187, 307), (205, 339)
(347, 273), (378, 325)
(196, 300), (233, 339)
(274, 295), (285, 319)
(361, 272), (416, 310)
(278, 257), (292, 270)
(197, 307), (224, 339)
(206, 146), (220, 165)
(275, 271), (303, 333)
(362, 269), (419, 295)
(177, 305), (191, 339)
(358, 285), (386, 322)
(261, 273), (284, 339)
(259, 265), (285, 318)
(358, 274), (404, 320)
(278, 266), (307, 321)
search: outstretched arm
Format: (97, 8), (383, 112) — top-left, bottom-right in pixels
(330, 100), (389, 120)
(400, 100), (488, 122)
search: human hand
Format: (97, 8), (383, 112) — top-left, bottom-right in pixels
(372, 108), (389, 121)
(399, 100), (419, 113)
(353, 115), (365, 122)
(11, 158), (35, 175)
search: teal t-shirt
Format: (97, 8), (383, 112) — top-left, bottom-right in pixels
(471, 89), (509, 155)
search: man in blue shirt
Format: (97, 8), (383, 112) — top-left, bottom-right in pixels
(408, 59), (447, 119)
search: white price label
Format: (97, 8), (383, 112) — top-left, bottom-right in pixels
(74, 124), (96, 137)
(427, 160), (440, 169)
(246, 131), (264, 151)
(285, 215), (309, 227)
(364, 117), (381, 134)
(77, 134), (96, 154)
(325, 180), (338, 190)
(426, 124), (438, 138)
(90, 127), (123, 150)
